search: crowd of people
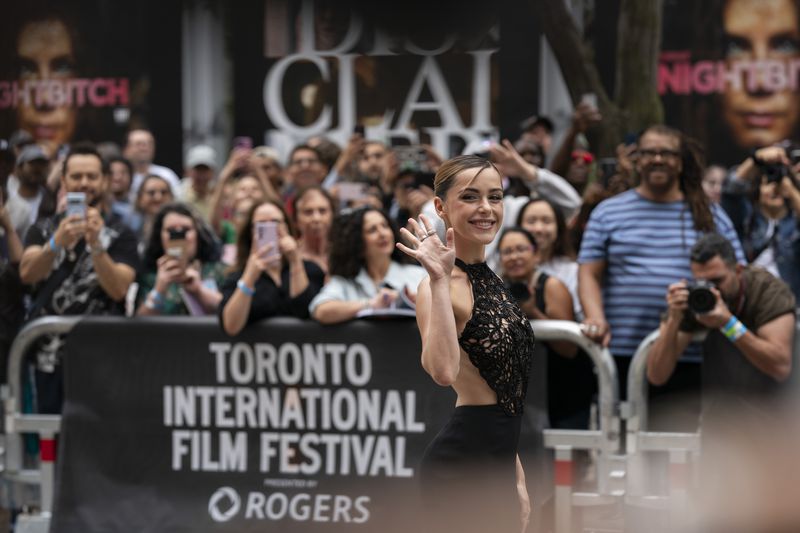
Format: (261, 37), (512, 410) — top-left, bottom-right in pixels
(0, 100), (798, 427)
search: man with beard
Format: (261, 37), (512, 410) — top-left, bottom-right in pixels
(19, 143), (138, 413)
(647, 233), (795, 422)
(577, 126), (745, 427)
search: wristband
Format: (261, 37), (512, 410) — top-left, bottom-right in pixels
(146, 289), (164, 310)
(722, 315), (738, 332)
(150, 289), (165, 302)
(49, 235), (61, 253)
(237, 279), (255, 297)
(721, 316), (747, 342)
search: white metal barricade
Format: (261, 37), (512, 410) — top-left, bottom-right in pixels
(535, 320), (624, 533)
(1, 316), (79, 530)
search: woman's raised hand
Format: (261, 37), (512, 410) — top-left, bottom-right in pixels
(396, 214), (455, 281)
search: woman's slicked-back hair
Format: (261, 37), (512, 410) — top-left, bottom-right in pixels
(328, 206), (408, 279)
(433, 154), (499, 200)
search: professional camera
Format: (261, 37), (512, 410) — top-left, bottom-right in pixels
(756, 144), (799, 184)
(504, 281), (530, 303)
(686, 280), (716, 314)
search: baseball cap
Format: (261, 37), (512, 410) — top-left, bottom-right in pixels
(186, 145), (217, 169)
(17, 144), (49, 166)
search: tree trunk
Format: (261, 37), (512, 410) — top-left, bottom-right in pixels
(615, 0), (664, 133)
(535, 0), (664, 155)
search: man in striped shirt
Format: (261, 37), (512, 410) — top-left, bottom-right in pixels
(578, 125), (744, 415)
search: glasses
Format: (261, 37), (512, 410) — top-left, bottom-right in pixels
(499, 245), (534, 258)
(290, 158), (320, 167)
(638, 149), (680, 160)
(144, 188), (170, 198)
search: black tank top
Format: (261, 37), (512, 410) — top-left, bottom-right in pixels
(455, 258), (535, 416)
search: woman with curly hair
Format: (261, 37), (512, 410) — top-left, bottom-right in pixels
(309, 206), (425, 324)
(136, 203), (225, 316)
(218, 199), (325, 335)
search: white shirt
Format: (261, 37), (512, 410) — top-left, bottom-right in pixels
(309, 261), (427, 315)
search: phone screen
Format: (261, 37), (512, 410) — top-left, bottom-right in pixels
(581, 92), (598, 109)
(338, 182), (367, 208)
(233, 136), (253, 150)
(166, 227), (188, 264)
(66, 192), (86, 218)
(255, 221), (280, 259)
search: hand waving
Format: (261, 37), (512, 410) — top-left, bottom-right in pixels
(396, 214), (455, 281)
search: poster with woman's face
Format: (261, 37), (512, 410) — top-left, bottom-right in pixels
(660, 0), (800, 165)
(1, 2), (182, 161)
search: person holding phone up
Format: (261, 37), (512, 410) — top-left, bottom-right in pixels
(136, 203), (225, 316)
(19, 144), (139, 413)
(218, 199), (325, 335)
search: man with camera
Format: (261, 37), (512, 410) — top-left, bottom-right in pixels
(19, 143), (139, 413)
(723, 144), (800, 301)
(647, 233), (795, 418)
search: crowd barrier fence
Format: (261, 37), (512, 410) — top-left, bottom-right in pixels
(6, 316), (795, 531)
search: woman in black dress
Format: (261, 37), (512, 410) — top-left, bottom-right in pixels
(397, 155), (535, 533)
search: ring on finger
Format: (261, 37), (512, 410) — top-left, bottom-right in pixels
(419, 234), (429, 242)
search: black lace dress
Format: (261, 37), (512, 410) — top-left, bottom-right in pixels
(419, 258), (535, 533)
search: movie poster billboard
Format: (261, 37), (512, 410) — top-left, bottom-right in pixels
(1, 1), (182, 168)
(659, 0), (800, 166)
(230, 0), (504, 160)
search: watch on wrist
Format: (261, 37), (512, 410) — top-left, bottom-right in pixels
(87, 241), (107, 256)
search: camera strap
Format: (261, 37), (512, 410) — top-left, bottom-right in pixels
(733, 272), (746, 316)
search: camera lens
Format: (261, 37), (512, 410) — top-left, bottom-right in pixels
(688, 286), (715, 314)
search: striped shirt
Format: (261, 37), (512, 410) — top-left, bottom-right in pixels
(578, 189), (745, 360)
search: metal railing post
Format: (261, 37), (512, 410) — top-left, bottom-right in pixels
(3, 317), (78, 482)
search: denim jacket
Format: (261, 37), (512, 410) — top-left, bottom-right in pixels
(722, 180), (800, 301)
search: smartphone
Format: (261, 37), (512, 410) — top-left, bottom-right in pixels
(353, 124), (365, 136)
(414, 172), (435, 190)
(581, 92), (598, 110)
(255, 220), (280, 260)
(338, 182), (368, 208)
(598, 158), (617, 188)
(166, 227), (187, 263)
(66, 192), (86, 218)
(57, 143), (70, 160)
(233, 136), (253, 150)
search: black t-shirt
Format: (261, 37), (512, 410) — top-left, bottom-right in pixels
(218, 260), (325, 331)
(25, 212), (139, 318)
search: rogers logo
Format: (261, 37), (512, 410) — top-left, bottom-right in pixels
(208, 487), (241, 522)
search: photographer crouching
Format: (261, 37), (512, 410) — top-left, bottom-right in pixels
(647, 234), (795, 427)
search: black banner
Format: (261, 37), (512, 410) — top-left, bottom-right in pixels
(51, 317), (455, 532)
